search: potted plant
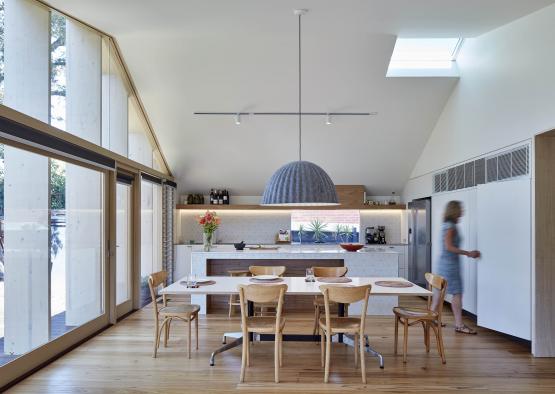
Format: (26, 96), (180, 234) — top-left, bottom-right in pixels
(196, 210), (221, 251)
(297, 224), (305, 244)
(308, 218), (328, 243)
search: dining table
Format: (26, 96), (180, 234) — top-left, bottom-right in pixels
(160, 276), (432, 368)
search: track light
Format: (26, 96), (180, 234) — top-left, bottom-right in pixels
(325, 113), (332, 125)
(234, 113), (241, 125)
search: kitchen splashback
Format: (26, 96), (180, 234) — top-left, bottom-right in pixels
(177, 210), (405, 245)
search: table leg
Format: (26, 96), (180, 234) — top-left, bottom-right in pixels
(338, 303), (345, 343)
(210, 332), (242, 366)
(343, 334), (384, 369)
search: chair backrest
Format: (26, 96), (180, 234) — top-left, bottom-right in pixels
(425, 272), (447, 321)
(238, 284), (288, 331)
(148, 271), (168, 316)
(249, 265), (286, 276)
(319, 284), (371, 332)
(312, 266), (348, 278)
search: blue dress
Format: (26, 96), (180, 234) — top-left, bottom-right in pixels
(437, 221), (463, 295)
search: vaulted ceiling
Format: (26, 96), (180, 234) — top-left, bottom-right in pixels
(49, 0), (555, 195)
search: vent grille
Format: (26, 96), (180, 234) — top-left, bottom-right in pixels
(486, 157), (498, 182)
(512, 146), (528, 177)
(474, 158), (485, 185)
(432, 144), (529, 194)
(447, 167), (457, 191)
(464, 161), (475, 188)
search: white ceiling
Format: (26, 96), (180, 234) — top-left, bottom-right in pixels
(49, 0), (555, 195)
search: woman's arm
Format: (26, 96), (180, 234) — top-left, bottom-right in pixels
(444, 228), (481, 258)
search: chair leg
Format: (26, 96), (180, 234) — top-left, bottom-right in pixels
(240, 332), (247, 382)
(274, 331), (280, 383)
(394, 315), (399, 355)
(320, 328), (325, 367)
(354, 333), (358, 368)
(187, 319), (192, 359)
(228, 295), (233, 318)
(195, 314), (199, 350)
(164, 318), (173, 347)
(153, 318), (160, 358)
(313, 305), (320, 336)
(324, 333), (331, 383)
(154, 318), (168, 358)
(279, 332), (283, 367)
(360, 329), (367, 384)
(423, 321), (430, 353)
(433, 324), (446, 364)
(403, 320), (409, 363)
(246, 336), (250, 367)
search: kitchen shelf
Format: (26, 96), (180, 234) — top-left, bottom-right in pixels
(176, 204), (406, 211)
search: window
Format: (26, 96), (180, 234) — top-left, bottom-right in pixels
(291, 210), (360, 244)
(0, 143), (105, 367)
(387, 38), (463, 77)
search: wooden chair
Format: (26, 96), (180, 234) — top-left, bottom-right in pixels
(319, 284), (371, 384)
(148, 271), (201, 359)
(238, 283), (288, 383)
(311, 266), (349, 335)
(248, 266), (286, 316)
(393, 272), (447, 364)
(228, 270), (250, 317)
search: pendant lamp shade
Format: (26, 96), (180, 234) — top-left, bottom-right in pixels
(261, 161), (339, 206)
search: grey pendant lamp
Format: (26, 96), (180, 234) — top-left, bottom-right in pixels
(261, 9), (339, 206)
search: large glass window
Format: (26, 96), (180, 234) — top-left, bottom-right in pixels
(139, 180), (162, 306)
(0, 143), (105, 367)
(291, 210), (360, 244)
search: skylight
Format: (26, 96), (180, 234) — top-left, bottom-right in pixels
(387, 38), (464, 77)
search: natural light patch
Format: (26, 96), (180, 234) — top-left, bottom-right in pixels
(387, 38), (463, 77)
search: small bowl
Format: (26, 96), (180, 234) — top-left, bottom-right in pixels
(234, 242), (246, 251)
(339, 243), (364, 252)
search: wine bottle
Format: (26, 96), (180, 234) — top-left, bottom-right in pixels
(209, 189), (214, 205)
(223, 189), (229, 204)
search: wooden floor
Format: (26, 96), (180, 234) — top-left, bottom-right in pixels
(7, 298), (555, 393)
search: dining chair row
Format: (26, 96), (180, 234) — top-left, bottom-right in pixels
(238, 282), (371, 384)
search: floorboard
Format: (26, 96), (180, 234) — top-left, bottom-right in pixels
(7, 298), (555, 393)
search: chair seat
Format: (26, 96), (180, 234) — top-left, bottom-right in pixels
(159, 304), (200, 317)
(393, 307), (438, 320)
(319, 317), (361, 333)
(313, 296), (337, 307)
(246, 317), (286, 333)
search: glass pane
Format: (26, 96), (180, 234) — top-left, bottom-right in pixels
(116, 183), (131, 305)
(290, 210), (360, 244)
(129, 99), (153, 168)
(53, 161), (104, 338)
(50, 12), (66, 130)
(139, 180), (162, 307)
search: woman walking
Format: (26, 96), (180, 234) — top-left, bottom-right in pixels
(433, 200), (480, 335)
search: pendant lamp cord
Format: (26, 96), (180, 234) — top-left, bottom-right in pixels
(298, 13), (302, 162)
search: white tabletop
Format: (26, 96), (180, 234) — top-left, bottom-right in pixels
(161, 276), (431, 297)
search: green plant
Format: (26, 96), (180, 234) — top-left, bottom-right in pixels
(298, 224), (305, 244)
(338, 225), (353, 243)
(308, 218), (328, 243)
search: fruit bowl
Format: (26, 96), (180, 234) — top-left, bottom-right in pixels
(339, 243), (364, 252)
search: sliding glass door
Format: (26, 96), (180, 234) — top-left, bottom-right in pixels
(116, 181), (133, 318)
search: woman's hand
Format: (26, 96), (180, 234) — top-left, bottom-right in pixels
(467, 250), (481, 259)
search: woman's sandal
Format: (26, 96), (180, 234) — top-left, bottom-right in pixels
(455, 324), (477, 335)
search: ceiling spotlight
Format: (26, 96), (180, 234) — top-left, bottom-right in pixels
(234, 113), (241, 125)
(325, 113), (332, 125)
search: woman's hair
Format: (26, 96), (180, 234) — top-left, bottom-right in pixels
(443, 200), (462, 223)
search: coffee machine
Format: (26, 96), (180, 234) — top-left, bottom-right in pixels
(365, 226), (386, 244)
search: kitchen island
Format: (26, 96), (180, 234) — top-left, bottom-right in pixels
(184, 245), (399, 315)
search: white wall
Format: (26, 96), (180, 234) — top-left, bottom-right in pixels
(403, 4), (555, 202)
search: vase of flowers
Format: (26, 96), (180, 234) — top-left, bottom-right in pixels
(197, 210), (220, 251)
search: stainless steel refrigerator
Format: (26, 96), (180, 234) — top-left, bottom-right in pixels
(407, 198), (431, 287)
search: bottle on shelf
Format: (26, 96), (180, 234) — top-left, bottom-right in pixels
(209, 189), (214, 205)
(223, 189), (229, 205)
(389, 192), (397, 205)
(218, 190), (223, 205)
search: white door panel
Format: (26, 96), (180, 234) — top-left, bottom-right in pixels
(476, 179), (531, 340)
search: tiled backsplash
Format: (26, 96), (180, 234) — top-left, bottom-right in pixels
(178, 210), (405, 245)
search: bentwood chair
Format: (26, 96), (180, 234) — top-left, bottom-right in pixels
(311, 266), (349, 335)
(319, 284), (372, 384)
(248, 266), (286, 316)
(393, 272), (447, 364)
(148, 271), (201, 359)
(228, 270), (250, 317)
(238, 283), (288, 383)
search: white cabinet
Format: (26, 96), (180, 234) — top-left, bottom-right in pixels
(432, 189), (478, 314)
(476, 179), (531, 340)
(386, 245), (408, 278)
